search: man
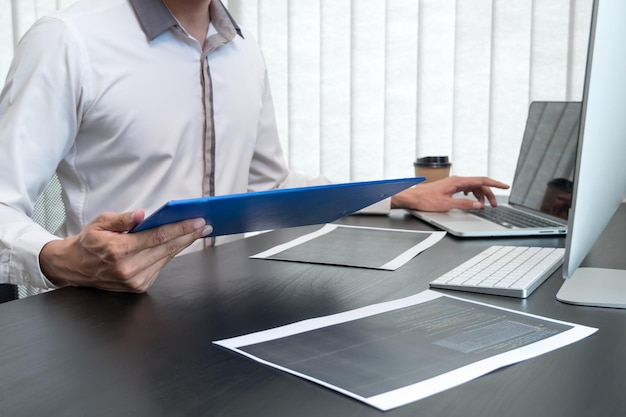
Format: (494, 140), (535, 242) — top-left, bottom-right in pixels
(0, 0), (508, 293)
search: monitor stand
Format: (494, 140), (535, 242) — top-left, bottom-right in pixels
(557, 267), (626, 309)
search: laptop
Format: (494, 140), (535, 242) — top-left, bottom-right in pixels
(410, 101), (581, 237)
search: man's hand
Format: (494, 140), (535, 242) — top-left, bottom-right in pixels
(39, 210), (213, 293)
(391, 176), (510, 212)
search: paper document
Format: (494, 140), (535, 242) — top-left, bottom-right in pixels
(251, 224), (446, 270)
(214, 290), (597, 411)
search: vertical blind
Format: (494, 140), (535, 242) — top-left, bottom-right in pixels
(1, 0), (594, 188)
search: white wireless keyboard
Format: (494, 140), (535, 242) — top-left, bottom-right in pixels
(429, 245), (565, 298)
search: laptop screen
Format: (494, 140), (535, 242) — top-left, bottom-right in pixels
(508, 101), (581, 221)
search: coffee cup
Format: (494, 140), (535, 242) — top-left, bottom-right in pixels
(413, 156), (451, 182)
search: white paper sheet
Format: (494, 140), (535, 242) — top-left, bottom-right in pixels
(214, 290), (597, 411)
(251, 224), (446, 270)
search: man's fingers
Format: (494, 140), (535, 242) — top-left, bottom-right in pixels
(95, 214), (211, 273)
(142, 218), (211, 248)
(449, 198), (485, 210)
(131, 218), (212, 267)
(94, 220), (212, 292)
(122, 222), (211, 286)
(454, 176), (509, 192)
(481, 187), (499, 207)
(475, 177), (509, 190)
(91, 210), (146, 233)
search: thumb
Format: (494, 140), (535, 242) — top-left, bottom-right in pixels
(450, 198), (485, 211)
(93, 209), (146, 233)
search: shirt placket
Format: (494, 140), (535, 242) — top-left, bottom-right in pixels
(200, 50), (215, 247)
(201, 36), (228, 247)
(200, 50), (215, 200)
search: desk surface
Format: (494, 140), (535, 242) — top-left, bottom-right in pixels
(2, 206), (626, 416)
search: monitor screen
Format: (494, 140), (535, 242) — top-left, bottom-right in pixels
(557, 0), (626, 308)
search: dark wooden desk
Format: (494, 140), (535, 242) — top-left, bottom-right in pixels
(2, 206), (626, 416)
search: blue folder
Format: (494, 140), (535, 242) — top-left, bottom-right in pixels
(130, 177), (424, 237)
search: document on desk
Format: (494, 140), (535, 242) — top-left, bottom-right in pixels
(250, 224), (446, 270)
(214, 290), (597, 411)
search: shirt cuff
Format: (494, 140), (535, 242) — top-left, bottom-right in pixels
(12, 227), (62, 290)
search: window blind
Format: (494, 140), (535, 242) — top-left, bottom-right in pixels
(1, 0), (594, 188)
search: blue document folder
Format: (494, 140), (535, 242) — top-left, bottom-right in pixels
(131, 177), (424, 237)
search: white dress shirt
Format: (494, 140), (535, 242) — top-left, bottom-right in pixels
(0, 0), (389, 289)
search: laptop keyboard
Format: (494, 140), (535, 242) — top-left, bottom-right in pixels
(429, 245), (565, 298)
(469, 206), (563, 228)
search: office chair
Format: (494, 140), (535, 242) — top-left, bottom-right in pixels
(1, 174), (66, 303)
(0, 284), (18, 303)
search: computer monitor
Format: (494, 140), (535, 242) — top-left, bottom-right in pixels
(556, 0), (626, 308)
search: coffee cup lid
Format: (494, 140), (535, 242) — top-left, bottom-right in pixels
(414, 156), (451, 168)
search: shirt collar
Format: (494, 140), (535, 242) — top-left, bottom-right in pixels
(130, 0), (243, 41)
